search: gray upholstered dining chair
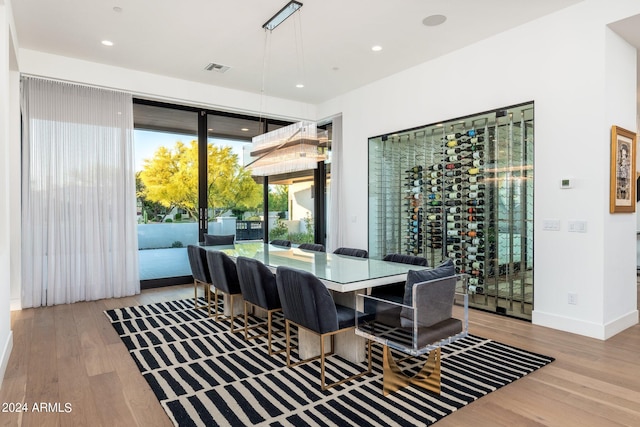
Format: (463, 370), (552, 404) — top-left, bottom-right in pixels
(203, 234), (235, 246)
(206, 250), (243, 332)
(370, 253), (430, 303)
(333, 247), (369, 258)
(187, 245), (212, 315)
(297, 243), (325, 252)
(236, 256), (283, 354)
(275, 266), (372, 390)
(269, 239), (292, 247)
(356, 260), (469, 396)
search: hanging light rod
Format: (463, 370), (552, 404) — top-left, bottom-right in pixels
(262, 1), (303, 31)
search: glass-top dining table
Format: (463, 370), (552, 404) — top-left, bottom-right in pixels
(202, 242), (429, 293)
(201, 242), (430, 362)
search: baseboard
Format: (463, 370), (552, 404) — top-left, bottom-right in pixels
(0, 331), (14, 390)
(604, 310), (639, 340)
(10, 298), (20, 311)
(532, 309), (639, 340)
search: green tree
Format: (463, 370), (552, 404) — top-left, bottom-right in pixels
(136, 171), (170, 222)
(268, 185), (289, 213)
(139, 140), (262, 220)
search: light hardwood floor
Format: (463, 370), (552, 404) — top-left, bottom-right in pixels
(1, 284), (639, 427)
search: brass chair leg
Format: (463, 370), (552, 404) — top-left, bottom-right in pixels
(284, 321), (372, 390)
(383, 346), (441, 396)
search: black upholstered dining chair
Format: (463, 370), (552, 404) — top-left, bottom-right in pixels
(269, 239), (292, 247)
(206, 250), (243, 332)
(297, 243), (325, 252)
(187, 245), (212, 315)
(203, 234), (235, 246)
(275, 266), (372, 390)
(333, 247), (369, 258)
(236, 256), (284, 354)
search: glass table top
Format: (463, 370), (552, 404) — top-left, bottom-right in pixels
(202, 242), (429, 292)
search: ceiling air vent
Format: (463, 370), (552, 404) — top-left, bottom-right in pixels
(204, 62), (230, 73)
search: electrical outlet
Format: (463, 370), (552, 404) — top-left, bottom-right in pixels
(568, 293), (578, 305)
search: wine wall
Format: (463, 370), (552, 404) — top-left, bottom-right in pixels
(368, 102), (534, 320)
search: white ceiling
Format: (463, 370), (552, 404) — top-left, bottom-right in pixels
(12, 0), (596, 105)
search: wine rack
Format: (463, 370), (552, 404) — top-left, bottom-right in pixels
(368, 102), (534, 321)
(405, 166), (424, 256)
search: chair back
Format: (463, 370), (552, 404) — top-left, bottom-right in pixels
(187, 245), (211, 283)
(333, 247), (368, 258)
(383, 253), (428, 266)
(276, 266), (338, 334)
(270, 239), (291, 247)
(237, 256), (281, 310)
(402, 275), (457, 328)
(206, 250), (241, 294)
(298, 243), (326, 252)
(204, 234), (235, 246)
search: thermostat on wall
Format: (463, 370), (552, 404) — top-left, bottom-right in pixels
(560, 178), (572, 189)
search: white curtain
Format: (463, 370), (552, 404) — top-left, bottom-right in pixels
(327, 115), (344, 252)
(21, 77), (140, 307)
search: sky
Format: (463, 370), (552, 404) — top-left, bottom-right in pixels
(134, 129), (249, 172)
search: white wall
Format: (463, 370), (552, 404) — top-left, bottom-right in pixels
(19, 49), (316, 123)
(317, 0), (640, 339)
(0, 0), (17, 388)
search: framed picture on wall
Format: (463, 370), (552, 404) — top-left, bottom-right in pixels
(610, 125), (637, 213)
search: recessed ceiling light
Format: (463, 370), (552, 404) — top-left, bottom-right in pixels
(422, 14), (447, 27)
(371, 45), (382, 52)
(101, 40), (114, 46)
(241, 128), (249, 132)
(296, 83), (304, 88)
(113, 6), (122, 13)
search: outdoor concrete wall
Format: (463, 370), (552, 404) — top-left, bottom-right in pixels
(138, 218), (237, 249)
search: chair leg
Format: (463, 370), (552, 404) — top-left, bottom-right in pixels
(383, 346), (441, 396)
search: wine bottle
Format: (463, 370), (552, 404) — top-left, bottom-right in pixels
(448, 252), (462, 259)
(469, 184), (485, 191)
(448, 192), (461, 199)
(446, 148), (461, 155)
(447, 222), (461, 229)
(406, 166), (423, 173)
(427, 193), (440, 200)
(406, 172), (422, 179)
(430, 243), (443, 249)
(472, 151), (484, 159)
(471, 261), (484, 269)
(467, 254), (485, 261)
(447, 244), (461, 251)
(445, 163), (462, 169)
(466, 200), (484, 206)
(466, 230), (483, 238)
(430, 178), (442, 185)
(466, 246), (478, 253)
(448, 207), (461, 214)
(446, 132), (463, 141)
(467, 207), (484, 214)
(467, 167), (480, 175)
(444, 170), (462, 177)
(468, 284), (484, 294)
(445, 200), (462, 206)
(447, 215), (461, 221)
(430, 186), (441, 193)
(408, 220), (419, 226)
(467, 223), (484, 230)
(429, 171), (440, 179)
(472, 159), (484, 167)
(405, 179), (423, 186)
(446, 140), (458, 148)
(405, 193), (422, 200)
(427, 207), (442, 213)
(427, 214), (441, 221)
(467, 192), (484, 198)
(445, 184), (461, 191)
(447, 230), (462, 236)
(431, 164), (442, 171)
(467, 215), (484, 222)
(467, 128), (485, 137)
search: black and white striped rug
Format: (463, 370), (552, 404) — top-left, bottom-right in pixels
(105, 298), (554, 426)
